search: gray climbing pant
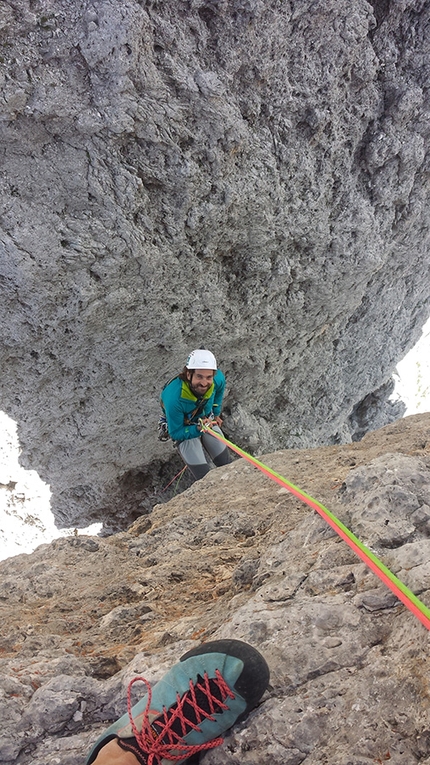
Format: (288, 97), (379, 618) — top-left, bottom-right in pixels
(177, 426), (231, 480)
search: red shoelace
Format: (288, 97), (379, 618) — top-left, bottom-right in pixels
(126, 669), (236, 764)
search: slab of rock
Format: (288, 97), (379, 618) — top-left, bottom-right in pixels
(0, 414), (429, 764)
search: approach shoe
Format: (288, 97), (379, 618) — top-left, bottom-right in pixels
(86, 638), (270, 765)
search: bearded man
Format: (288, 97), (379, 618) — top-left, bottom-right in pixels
(160, 349), (231, 479)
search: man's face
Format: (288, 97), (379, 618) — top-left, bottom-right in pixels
(187, 368), (214, 395)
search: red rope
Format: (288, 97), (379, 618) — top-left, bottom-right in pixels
(160, 466), (187, 493)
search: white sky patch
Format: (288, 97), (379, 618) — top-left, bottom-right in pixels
(0, 412), (102, 562)
(391, 316), (430, 416)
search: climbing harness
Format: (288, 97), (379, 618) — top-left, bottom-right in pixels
(158, 376), (212, 442)
(184, 397), (211, 426)
(200, 421), (430, 632)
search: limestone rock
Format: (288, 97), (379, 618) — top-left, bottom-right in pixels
(0, 414), (429, 764)
(1, 0), (430, 526)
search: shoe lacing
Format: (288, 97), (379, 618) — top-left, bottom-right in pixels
(126, 669), (236, 764)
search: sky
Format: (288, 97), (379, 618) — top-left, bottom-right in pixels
(0, 414), (102, 561)
(390, 316), (430, 416)
(1, 317), (429, 561)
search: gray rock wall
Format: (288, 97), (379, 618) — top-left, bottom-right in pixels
(1, 0), (429, 526)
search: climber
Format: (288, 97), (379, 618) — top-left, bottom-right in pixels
(160, 348), (231, 479)
(85, 639), (270, 765)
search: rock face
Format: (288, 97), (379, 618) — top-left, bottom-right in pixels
(1, 0), (430, 527)
(0, 414), (430, 764)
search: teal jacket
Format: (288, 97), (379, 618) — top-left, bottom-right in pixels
(161, 370), (226, 442)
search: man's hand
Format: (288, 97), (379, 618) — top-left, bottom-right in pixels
(198, 417), (213, 430)
(198, 416), (222, 430)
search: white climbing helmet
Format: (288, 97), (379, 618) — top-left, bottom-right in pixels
(186, 349), (217, 370)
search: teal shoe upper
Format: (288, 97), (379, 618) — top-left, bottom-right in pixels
(86, 651), (247, 764)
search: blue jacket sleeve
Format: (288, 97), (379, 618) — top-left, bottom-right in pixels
(166, 399), (200, 442)
(161, 380), (200, 442)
